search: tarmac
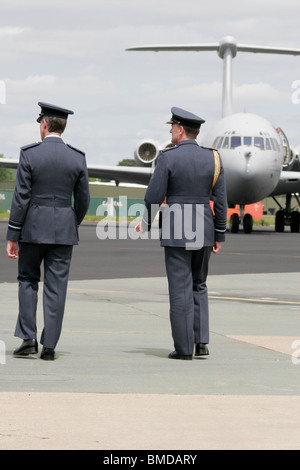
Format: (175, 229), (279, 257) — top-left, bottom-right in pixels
(1, 271), (300, 450)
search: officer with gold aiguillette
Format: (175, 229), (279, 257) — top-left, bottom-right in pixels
(136, 107), (227, 360)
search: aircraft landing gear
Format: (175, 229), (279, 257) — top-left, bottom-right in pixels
(229, 207), (253, 234)
(273, 194), (300, 233)
(243, 213), (253, 234)
(230, 213), (240, 233)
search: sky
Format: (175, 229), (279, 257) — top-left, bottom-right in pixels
(0, 0), (300, 165)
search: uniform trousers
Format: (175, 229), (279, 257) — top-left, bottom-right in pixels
(15, 243), (73, 349)
(164, 246), (211, 356)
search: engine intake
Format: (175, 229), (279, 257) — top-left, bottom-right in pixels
(134, 140), (159, 167)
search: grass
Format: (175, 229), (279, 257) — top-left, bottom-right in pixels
(0, 210), (9, 220)
(254, 216), (275, 226)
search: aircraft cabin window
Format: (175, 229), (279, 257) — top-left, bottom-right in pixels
(244, 137), (252, 146)
(231, 136), (242, 148)
(222, 137), (230, 149)
(254, 137), (265, 150)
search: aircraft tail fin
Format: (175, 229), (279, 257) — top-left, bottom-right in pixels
(127, 37), (300, 118)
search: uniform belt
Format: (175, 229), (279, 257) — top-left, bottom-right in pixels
(166, 196), (210, 204)
(31, 197), (72, 207)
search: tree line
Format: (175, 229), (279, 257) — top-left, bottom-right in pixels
(0, 155), (15, 182)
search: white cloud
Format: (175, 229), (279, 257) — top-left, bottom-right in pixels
(233, 82), (290, 114)
(0, 27), (31, 36)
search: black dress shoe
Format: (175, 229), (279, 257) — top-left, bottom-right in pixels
(195, 343), (209, 356)
(168, 351), (192, 361)
(13, 339), (38, 356)
(40, 347), (55, 361)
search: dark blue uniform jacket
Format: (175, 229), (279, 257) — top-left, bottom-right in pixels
(7, 136), (90, 245)
(142, 139), (227, 248)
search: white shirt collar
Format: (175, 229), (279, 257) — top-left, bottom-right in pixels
(44, 134), (63, 139)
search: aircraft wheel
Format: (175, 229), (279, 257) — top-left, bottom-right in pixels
(275, 210), (285, 232)
(243, 214), (253, 234)
(291, 211), (300, 233)
(230, 213), (240, 233)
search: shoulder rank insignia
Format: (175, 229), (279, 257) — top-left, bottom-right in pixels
(66, 143), (85, 156)
(161, 144), (177, 154)
(21, 142), (41, 151)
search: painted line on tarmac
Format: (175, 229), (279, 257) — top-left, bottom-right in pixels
(68, 287), (167, 296)
(68, 287), (300, 306)
(209, 295), (300, 306)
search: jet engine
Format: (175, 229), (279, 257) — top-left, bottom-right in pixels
(134, 140), (160, 167)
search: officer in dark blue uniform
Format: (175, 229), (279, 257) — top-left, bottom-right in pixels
(136, 107), (227, 360)
(6, 102), (90, 360)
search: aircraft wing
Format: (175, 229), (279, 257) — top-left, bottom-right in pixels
(0, 158), (153, 186)
(4, 156), (300, 199)
(270, 171), (300, 197)
(87, 165), (153, 185)
(0, 158), (19, 171)
(97, 167), (300, 196)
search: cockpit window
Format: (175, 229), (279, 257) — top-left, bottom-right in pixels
(231, 136), (242, 148)
(254, 137), (264, 150)
(212, 136), (224, 149)
(213, 134), (281, 152)
(222, 137), (230, 149)
(270, 139), (276, 151)
(271, 138), (280, 152)
(244, 136), (252, 146)
(212, 137), (219, 148)
(265, 138), (272, 150)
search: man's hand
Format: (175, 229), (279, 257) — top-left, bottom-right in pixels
(7, 240), (19, 259)
(135, 222), (145, 234)
(212, 241), (221, 254)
